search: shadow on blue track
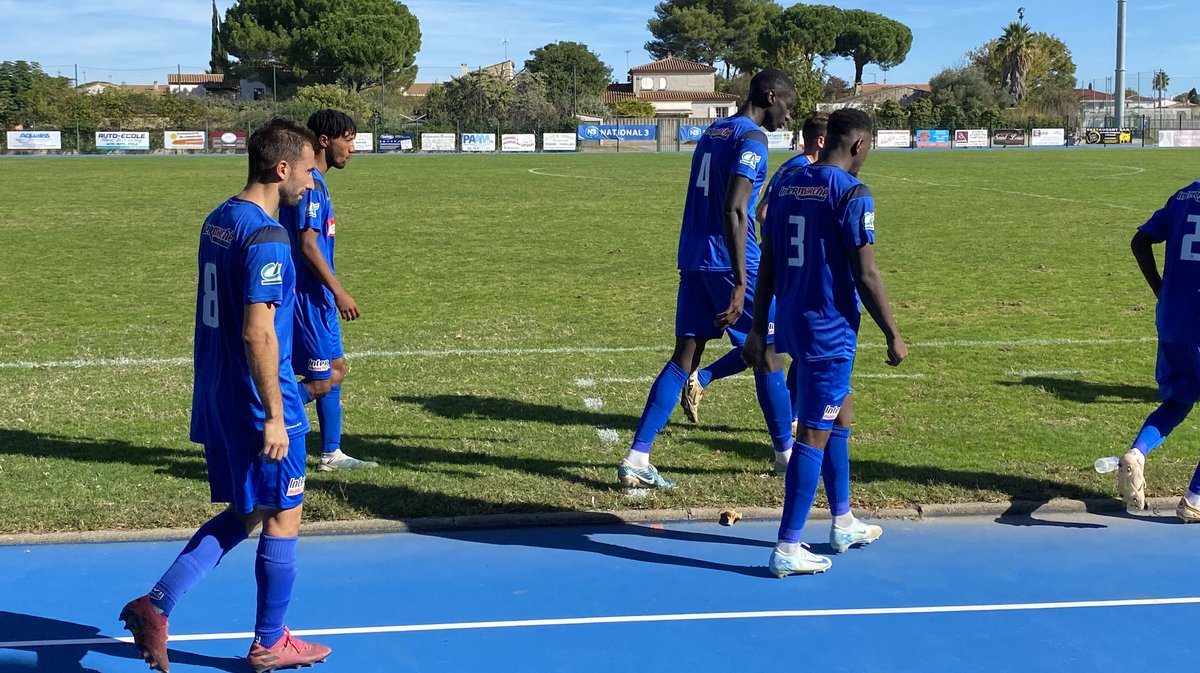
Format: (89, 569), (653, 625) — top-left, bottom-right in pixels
(0, 612), (243, 673)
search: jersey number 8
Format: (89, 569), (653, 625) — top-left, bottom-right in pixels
(202, 262), (219, 328)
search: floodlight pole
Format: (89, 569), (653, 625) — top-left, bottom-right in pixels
(1114, 0), (1127, 128)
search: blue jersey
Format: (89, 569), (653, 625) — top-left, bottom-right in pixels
(279, 170), (336, 305)
(677, 115), (770, 272)
(765, 164), (876, 362)
(1139, 181), (1200, 344)
(190, 198), (310, 444)
(763, 153), (810, 203)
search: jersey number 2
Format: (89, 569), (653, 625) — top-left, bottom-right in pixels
(695, 153), (712, 196)
(788, 216), (806, 267)
(1183, 215), (1200, 261)
(202, 262), (219, 328)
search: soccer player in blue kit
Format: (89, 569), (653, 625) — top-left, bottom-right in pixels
(745, 108), (907, 577)
(1119, 179), (1200, 521)
(119, 119), (332, 672)
(279, 109), (377, 471)
(618, 69), (797, 489)
(681, 112), (829, 439)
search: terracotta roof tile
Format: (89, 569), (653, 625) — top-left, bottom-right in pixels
(629, 56), (716, 74)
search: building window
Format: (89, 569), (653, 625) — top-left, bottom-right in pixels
(715, 107), (730, 118)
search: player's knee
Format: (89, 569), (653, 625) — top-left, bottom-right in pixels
(307, 378), (333, 399)
(330, 359), (346, 385)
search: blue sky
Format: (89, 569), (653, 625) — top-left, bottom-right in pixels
(2, 0), (1197, 95)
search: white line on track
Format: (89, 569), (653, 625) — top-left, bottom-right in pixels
(7, 596), (1200, 648)
(0, 337), (1154, 371)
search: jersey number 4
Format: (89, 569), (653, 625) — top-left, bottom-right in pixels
(202, 262), (219, 328)
(695, 153), (712, 196)
(1183, 215), (1200, 261)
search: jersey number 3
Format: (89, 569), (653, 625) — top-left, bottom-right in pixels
(695, 153), (712, 197)
(1183, 215), (1200, 261)
(202, 262), (219, 328)
(788, 215), (806, 267)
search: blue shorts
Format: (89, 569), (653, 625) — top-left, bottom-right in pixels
(675, 270), (775, 347)
(293, 296), (343, 381)
(792, 358), (855, 431)
(205, 429), (308, 515)
(1157, 341), (1200, 404)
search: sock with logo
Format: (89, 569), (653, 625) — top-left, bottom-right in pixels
(150, 510), (249, 616)
(316, 384), (343, 455)
(1131, 400), (1193, 456)
(755, 370), (794, 454)
(778, 443), (823, 543)
(254, 534), (298, 649)
(823, 426), (852, 518)
(627, 361), (690, 461)
(697, 348), (748, 387)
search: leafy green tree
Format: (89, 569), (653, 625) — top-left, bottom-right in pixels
(419, 72), (513, 131)
(289, 83), (373, 122)
(646, 0), (780, 75)
(210, 0), (229, 74)
(1190, 87), (1200, 105)
(613, 99), (658, 118)
(823, 74), (852, 102)
(524, 41), (612, 115)
(760, 3), (842, 63)
(929, 65), (1003, 124)
(768, 44), (825, 119)
(970, 29), (1077, 113)
(833, 9), (912, 86)
(906, 98), (942, 129)
(996, 22), (1035, 105)
(510, 71), (561, 126)
(874, 99), (907, 129)
(224, 0), (421, 91)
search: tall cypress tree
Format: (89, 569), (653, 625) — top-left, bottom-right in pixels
(210, 0), (229, 74)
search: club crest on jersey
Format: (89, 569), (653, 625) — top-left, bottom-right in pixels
(739, 151), (761, 170)
(863, 211), (876, 231)
(286, 477), (305, 497)
(326, 218), (336, 236)
(822, 404), (842, 420)
(309, 358), (331, 373)
(306, 201), (320, 219)
(259, 262), (283, 286)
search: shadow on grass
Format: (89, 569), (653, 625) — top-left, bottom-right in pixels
(0, 612), (243, 673)
(999, 376), (1159, 404)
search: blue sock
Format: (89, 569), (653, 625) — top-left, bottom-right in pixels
(150, 510), (248, 617)
(786, 360), (800, 422)
(254, 534), (298, 649)
(1132, 400), (1193, 456)
(755, 370), (794, 453)
(316, 384), (343, 454)
(698, 348), (748, 387)
(823, 426), (852, 516)
(298, 383), (313, 406)
(630, 361), (690, 455)
(778, 443), (823, 543)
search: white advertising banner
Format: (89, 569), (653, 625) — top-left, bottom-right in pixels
(95, 131), (149, 150)
(164, 131), (206, 150)
(421, 133), (456, 152)
(461, 133), (497, 152)
(352, 133), (373, 152)
(1159, 130), (1200, 148)
(765, 130), (794, 150)
(542, 133), (577, 151)
(876, 130), (910, 148)
(954, 129), (988, 148)
(7, 130), (62, 150)
(1031, 128), (1066, 146)
(501, 134), (536, 152)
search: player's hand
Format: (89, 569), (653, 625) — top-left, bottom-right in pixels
(715, 286), (746, 330)
(742, 330), (767, 369)
(885, 335), (908, 367)
(336, 292), (361, 321)
(261, 418), (290, 463)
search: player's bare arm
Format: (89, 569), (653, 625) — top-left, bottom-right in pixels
(244, 301), (288, 462)
(717, 174), (754, 329)
(848, 244), (907, 367)
(1131, 230), (1162, 298)
(743, 232), (775, 369)
(298, 228), (360, 320)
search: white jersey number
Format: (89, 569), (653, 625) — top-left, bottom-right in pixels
(202, 262), (219, 328)
(788, 215), (806, 267)
(695, 153), (712, 197)
(1183, 215), (1200, 261)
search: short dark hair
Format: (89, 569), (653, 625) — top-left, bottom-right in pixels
(306, 109), (357, 140)
(247, 118), (317, 184)
(748, 68), (796, 107)
(801, 112), (830, 147)
(826, 108), (873, 147)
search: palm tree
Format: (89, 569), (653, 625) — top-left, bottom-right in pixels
(996, 22), (1035, 106)
(1153, 70), (1170, 108)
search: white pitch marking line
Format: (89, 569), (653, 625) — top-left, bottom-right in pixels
(583, 397), (604, 410)
(1, 336), (1156, 370)
(1006, 369), (1084, 377)
(8, 595), (1200, 648)
(867, 172), (1142, 212)
(596, 428), (620, 444)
